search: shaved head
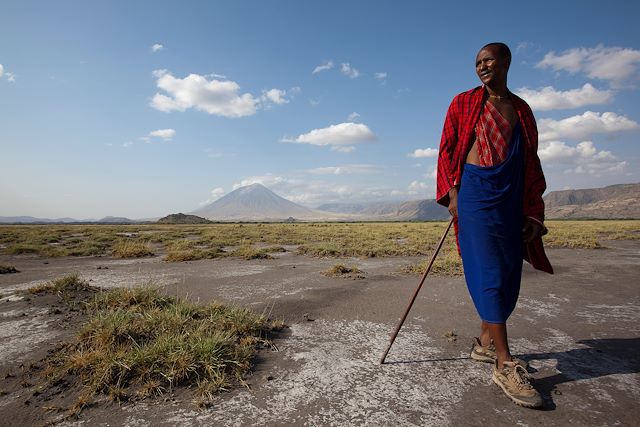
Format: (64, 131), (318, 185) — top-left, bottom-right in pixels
(480, 42), (512, 69)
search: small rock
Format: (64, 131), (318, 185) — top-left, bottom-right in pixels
(553, 389), (563, 396)
(302, 313), (315, 322)
(266, 376), (274, 381)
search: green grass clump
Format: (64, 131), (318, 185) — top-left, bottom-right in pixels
(8, 244), (42, 255)
(26, 274), (96, 296)
(42, 283), (283, 412)
(0, 264), (19, 274)
(323, 264), (366, 279)
(164, 248), (224, 262)
(402, 248), (464, 276)
(111, 240), (154, 258)
(229, 244), (273, 260)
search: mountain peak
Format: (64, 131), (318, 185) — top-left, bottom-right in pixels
(192, 183), (315, 220)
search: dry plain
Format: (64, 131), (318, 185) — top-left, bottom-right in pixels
(0, 221), (638, 426)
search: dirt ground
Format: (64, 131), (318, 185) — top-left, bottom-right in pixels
(0, 240), (638, 426)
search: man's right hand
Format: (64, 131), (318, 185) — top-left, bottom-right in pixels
(448, 186), (458, 218)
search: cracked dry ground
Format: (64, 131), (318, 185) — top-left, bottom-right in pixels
(0, 240), (638, 426)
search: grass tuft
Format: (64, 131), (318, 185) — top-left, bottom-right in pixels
(402, 249), (464, 276)
(323, 264), (366, 279)
(229, 244), (273, 260)
(111, 240), (154, 258)
(25, 274), (96, 295)
(41, 281), (283, 413)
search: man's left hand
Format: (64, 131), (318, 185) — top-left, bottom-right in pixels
(522, 217), (542, 244)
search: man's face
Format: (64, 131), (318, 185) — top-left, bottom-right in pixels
(475, 46), (509, 86)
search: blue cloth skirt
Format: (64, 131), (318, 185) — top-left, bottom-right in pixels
(458, 123), (525, 323)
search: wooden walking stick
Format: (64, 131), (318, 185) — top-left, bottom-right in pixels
(379, 217), (455, 365)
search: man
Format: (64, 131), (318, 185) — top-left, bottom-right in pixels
(436, 42), (553, 408)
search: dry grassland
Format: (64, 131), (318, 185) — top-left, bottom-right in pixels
(1, 221), (638, 276)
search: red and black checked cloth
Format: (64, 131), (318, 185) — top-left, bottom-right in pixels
(475, 100), (512, 167)
(436, 86), (553, 274)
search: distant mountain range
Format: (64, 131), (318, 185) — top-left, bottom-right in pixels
(0, 215), (138, 224)
(543, 183), (640, 219)
(2, 182), (638, 224)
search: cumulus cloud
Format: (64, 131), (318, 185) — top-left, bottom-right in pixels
(306, 164), (379, 175)
(261, 88), (289, 105)
(409, 148), (439, 158)
(312, 60), (334, 74)
(0, 64), (3, 77)
(281, 122), (375, 152)
(150, 70), (286, 118)
(341, 63), (360, 78)
(147, 128), (176, 141)
(347, 112), (361, 122)
(537, 45), (640, 86)
(539, 140), (627, 177)
(375, 72), (387, 80)
(516, 83), (613, 111)
(538, 111), (639, 142)
(151, 43), (164, 52)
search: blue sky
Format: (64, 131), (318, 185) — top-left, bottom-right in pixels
(1, 1), (639, 219)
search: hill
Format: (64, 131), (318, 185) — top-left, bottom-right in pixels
(544, 183), (640, 219)
(157, 213), (213, 224)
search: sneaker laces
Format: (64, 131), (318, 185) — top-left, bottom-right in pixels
(506, 364), (534, 390)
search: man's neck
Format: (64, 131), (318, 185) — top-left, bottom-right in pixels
(485, 84), (509, 98)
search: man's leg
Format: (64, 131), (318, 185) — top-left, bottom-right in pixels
(479, 321), (491, 346)
(486, 322), (512, 369)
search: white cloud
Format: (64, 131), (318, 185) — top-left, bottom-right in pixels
(232, 174), (295, 191)
(200, 187), (225, 205)
(409, 148), (439, 158)
(347, 112), (361, 121)
(516, 83), (613, 111)
(538, 111), (639, 142)
(309, 98), (321, 106)
(122, 141), (133, 148)
(150, 70), (260, 118)
(341, 63), (360, 78)
(537, 45), (640, 86)
(306, 164), (379, 175)
(374, 72), (387, 80)
(312, 60), (334, 74)
(282, 122), (375, 152)
(408, 180), (429, 191)
(515, 42), (531, 54)
(151, 43), (164, 52)
(148, 128), (176, 141)
(0, 64), (15, 82)
(333, 146), (356, 153)
(261, 88), (289, 105)
(539, 140), (627, 177)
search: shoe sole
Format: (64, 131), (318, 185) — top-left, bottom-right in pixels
(492, 375), (542, 408)
(470, 351), (495, 363)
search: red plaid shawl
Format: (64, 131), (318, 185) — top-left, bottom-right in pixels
(436, 86), (553, 274)
(476, 100), (512, 166)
